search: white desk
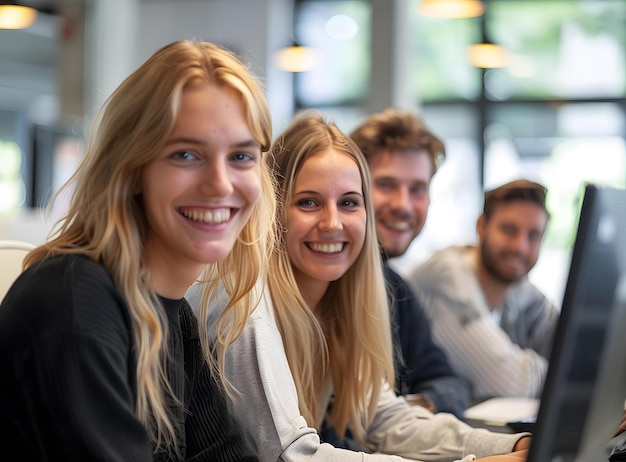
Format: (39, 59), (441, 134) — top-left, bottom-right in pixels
(463, 397), (540, 434)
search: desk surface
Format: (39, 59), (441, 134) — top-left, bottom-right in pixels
(463, 397), (540, 434)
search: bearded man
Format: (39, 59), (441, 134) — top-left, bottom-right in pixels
(407, 179), (559, 403)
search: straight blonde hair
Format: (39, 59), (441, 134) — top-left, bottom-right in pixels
(267, 110), (394, 445)
(24, 40), (276, 454)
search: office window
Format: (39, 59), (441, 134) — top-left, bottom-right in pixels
(485, 102), (626, 244)
(0, 140), (25, 214)
(294, 0), (371, 106)
(409, 11), (483, 101)
(31, 125), (84, 213)
(413, 0), (626, 102)
(488, 0), (626, 100)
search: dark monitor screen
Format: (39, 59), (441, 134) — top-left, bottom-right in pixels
(528, 184), (626, 461)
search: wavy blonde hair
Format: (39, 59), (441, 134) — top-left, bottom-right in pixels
(24, 40), (276, 454)
(267, 110), (394, 445)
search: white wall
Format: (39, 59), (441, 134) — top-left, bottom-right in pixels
(87, 0), (295, 134)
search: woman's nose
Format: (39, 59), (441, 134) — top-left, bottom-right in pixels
(319, 205), (342, 231)
(199, 157), (233, 197)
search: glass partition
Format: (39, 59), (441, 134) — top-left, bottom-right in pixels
(295, 0), (371, 107)
(413, 0), (626, 102)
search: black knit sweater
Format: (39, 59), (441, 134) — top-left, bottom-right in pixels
(0, 253), (256, 461)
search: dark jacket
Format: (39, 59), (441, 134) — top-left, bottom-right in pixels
(385, 263), (469, 416)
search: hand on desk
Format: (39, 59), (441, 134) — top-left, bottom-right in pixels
(475, 450), (528, 461)
(474, 436), (531, 462)
(511, 436), (532, 451)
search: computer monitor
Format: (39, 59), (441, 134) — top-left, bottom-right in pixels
(528, 184), (626, 461)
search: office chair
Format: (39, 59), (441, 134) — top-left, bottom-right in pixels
(0, 240), (35, 301)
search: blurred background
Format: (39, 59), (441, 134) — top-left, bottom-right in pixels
(1, 0), (625, 306)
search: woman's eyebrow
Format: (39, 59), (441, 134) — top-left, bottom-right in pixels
(233, 139), (261, 148)
(164, 137), (261, 148)
(165, 136), (205, 146)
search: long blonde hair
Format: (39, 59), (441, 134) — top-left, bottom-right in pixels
(24, 40), (276, 453)
(267, 110), (394, 444)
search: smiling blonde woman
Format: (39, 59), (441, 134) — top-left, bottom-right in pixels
(0, 40), (276, 461)
(198, 110), (532, 461)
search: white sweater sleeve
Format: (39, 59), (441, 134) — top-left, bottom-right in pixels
(365, 385), (527, 460)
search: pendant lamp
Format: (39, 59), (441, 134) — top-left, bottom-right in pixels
(467, 40), (508, 68)
(419, 0), (484, 19)
(273, 43), (320, 73)
(0, 3), (38, 30)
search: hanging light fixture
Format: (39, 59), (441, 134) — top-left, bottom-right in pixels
(273, 43), (320, 73)
(419, 0), (484, 19)
(0, 3), (38, 30)
(466, 2), (507, 69)
(467, 40), (508, 69)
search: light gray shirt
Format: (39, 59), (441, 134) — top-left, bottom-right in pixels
(406, 245), (560, 403)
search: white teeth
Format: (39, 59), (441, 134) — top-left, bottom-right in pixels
(181, 208), (231, 224)
(310, 242), (344, 254)
(387, 222), (410, 231)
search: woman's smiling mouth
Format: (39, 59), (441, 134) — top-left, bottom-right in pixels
(307, 242), (345, 254)
(179, 207), (232, 224)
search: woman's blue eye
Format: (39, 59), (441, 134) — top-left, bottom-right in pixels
(232, 152), (254, 162)
(342, 199), (358, 207)
(172, 151), (197, 161)
(298, 199), (316, 208)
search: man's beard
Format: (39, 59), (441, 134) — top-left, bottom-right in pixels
(480, 241), (530, 284)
